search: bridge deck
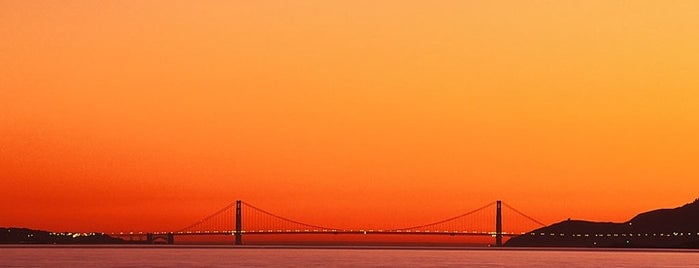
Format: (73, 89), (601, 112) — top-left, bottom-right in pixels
(116, 231), (522, 237)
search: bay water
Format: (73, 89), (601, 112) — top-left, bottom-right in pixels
(2, 245), (698, 267)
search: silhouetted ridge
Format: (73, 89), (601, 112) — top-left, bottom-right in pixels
(505, 198), (699, 248)
(0, 227), (126, 244)
(627, 198), (699, 231)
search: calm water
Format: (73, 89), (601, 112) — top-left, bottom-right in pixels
(1, 246), (698, 267)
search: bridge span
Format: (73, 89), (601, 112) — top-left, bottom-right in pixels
(112, 200), (545, 246)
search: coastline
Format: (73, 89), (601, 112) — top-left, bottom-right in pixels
(2, 244), (699, 253)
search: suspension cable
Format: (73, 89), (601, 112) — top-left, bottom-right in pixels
(392, 201), (497, 231)
(502, 202), (546, 227)
(177, 201), (237, 232)
(242, 201), (338, 230)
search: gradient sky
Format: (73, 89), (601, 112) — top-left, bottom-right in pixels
(2, 1), (699, 233)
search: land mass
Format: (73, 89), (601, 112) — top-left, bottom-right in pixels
(6, 199), (699, 247)
(506, 198), (699, 248)
(0, 228), (127, 244)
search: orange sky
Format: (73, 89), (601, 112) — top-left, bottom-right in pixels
(2, 1), (699, 234)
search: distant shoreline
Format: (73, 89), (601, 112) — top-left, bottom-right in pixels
(505, 199), (699, 248)
(2, 244), (699, 253)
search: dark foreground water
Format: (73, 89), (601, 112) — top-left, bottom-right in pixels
(1, 246), (698, 267)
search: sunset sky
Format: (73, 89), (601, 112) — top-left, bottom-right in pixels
(2, 1), (699, 234)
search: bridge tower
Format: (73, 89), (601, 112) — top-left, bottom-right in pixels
(495, 200), (502, 247)
(235, 200), (242, 245)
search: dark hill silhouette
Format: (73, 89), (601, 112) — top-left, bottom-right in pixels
(506, 198), (699, 248)
(1, 227), (126, 244)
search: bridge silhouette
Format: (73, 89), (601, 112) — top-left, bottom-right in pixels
(112, 200), (546, 246)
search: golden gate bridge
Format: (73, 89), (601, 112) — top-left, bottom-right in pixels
(110, 200), (546, 246)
